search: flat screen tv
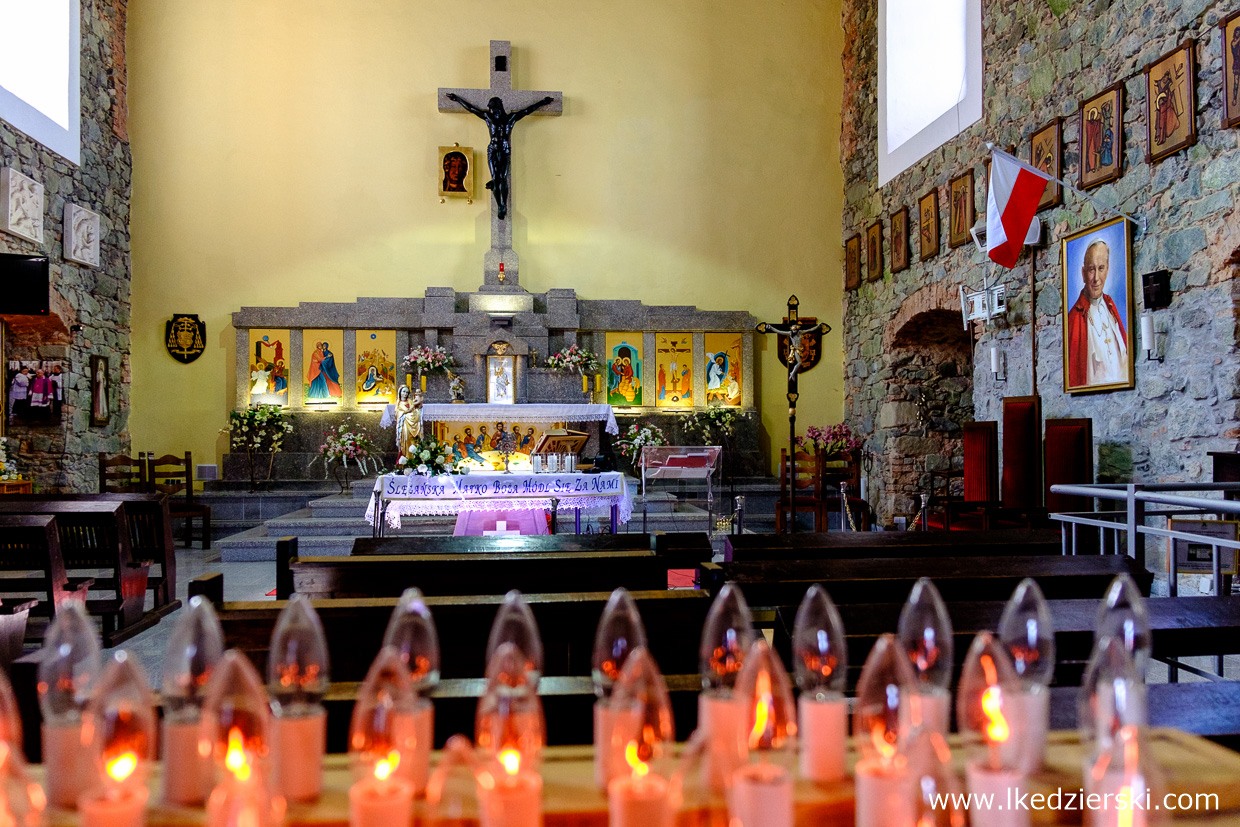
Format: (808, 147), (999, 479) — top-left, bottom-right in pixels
(0, 254), (50, 315)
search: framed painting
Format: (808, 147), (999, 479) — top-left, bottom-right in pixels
(438, 146), (474, 198)
(604, 333), (643, 406)
(891, 207), (909, 273)
(1030, 117), (1062, 210)
(1061, 217), (1134, 394)
(304, 330), (345, 406)
(866, 220), (883, 282)
(90, 356), (109, 427)
(1225, 10), (1240, 130)
(0, 168), (44, 245)
(487, 355), (515, 404)
(948, 170), (974, 249)
(654, 333), (694, 408)
(1078, 83), (1124, 190)
(6, 359), (66, 426)
(704, 332), (743, 407)
(844, 234), (861, 290)
(356, 330), (397, 406)
(1145, 41), (1197, 164)
(918, 189), (940, 261)
(248, 329), (290, 406)
(64, 204), (101, 267)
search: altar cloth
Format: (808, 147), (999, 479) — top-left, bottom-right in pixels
(380, 402), (618, 434)
(367, 471), (631, 529)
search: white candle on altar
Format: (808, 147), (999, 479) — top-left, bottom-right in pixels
(791, 585), (849, 784)
(161, 720), (213, 805)
(349, 775), (413, 827)
(392, 702), (434, 794)
(608, 773), (671, 827)
(274, 712), (327, 802)
(731, 762), (793, 827)
(43, 723), (93, 809)
(594, 702), (620, 788)
(480, 771), (542, 827)
(856, 761), (915, 827)
(966, 764), (1030, 827)
(699, 692), (745, 791)
(798, 695), (847, 782)
(79, 788), (148, 827)
(1003, 688), (1047, 773)
(267, 595), (330, 803)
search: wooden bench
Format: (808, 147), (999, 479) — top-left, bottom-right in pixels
(351, 532), (713, 569)
(723, 528), (1064, 562)
(1050, 681), (1240, 752)
(0, 493), (180, 613)
(0, 501), (154, 646)
(0, 514), (92, 616)
(703, 554), (1152, 607)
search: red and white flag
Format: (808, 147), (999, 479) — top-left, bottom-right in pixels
(986, 149), (1052, 268)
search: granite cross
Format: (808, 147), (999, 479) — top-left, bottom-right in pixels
(439, 41), (563, 289)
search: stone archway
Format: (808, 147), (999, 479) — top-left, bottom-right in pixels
(874, 307), (975, 521)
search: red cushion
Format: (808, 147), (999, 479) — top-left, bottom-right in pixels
(1002, 398), (1042, 508)
(962, 422), (999, 503)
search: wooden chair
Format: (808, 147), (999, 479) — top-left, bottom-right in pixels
(927, 421), (999, 530)
(98, 452), (146, 493)
(775, 449), (823, 533)
(1044, 418), (1094, 513)
(146, 451), (211, 549)
(986, 396), (1048, 528)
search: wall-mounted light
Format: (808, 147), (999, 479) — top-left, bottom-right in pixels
(1140, 314), (1163, 363)
(989, 346), (1006, 382)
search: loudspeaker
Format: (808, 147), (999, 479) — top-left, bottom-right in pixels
(1142, 270), (1171, 310)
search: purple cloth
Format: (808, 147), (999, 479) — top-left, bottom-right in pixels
(453, 509), (549, 536)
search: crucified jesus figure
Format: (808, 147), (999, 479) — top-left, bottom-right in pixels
(756, 319), (829, 382)
(446, 93), (555, 220)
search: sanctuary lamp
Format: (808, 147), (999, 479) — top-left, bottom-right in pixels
(475, 643), (545, 827)
(591, 587), (648, 787)
(267, 595), (329, 802)
(853, 634), (918, 827)
(997, 578), (1056, 772)
(485, 590), (545, 688)
(77, 652), (156, 827)
(729, 640), (796, 827)
(957, 633), (1028, 827)
(606, 647), (675, 827)
(897, 578), (955, 737)
(347, 648), (416, 827)
(36, 601), (102, 809)
(791, 583), (848, 782)
(160, 596), (225, 805)
(697, 583), (756, 790)
(381, 587), (441, 792)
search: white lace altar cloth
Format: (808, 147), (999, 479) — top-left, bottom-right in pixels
(366, 471), (631, 529)
(380, 403), (618, 434)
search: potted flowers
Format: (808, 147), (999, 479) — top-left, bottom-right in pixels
(397, 434), (456, 476)
(311, 419), (379, 491)
(613, 421), (668, 472)
(544, 344), (601, 395)
(402, 346), (458, 391)
(222, 404), (295, 491)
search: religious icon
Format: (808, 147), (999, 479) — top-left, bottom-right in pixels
(0, 167), (44, 245)
(6, 359), (66, 426)
(948, 170), (974, 249)
(606, 333), (643, 407)
(356, 330), (397, 405)
(918, 189), (940, 262)
(654, 333), (694, 408)
(1225, 10), (1240, 130)
(1029, 117), (1062, 210)
(64, 204), (101, 267)
(487, 355), (515, 404)
(844, 234), (861, 290)
(437, 146), (474, 198)
(891, 207), (909, 274)
(1078, 84), (1124, 190)
(248, 329), (289, 406)
(304, 330), (344, 406)
(1061, 217), (1135, 394)
(866, 220), (883, 282)
(704, 332), (743, 407)
(90, 356), (109, 427)
(165, 314), (206, 364)
(1144, 41), (1197, 164)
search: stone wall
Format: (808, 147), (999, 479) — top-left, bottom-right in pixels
(841, 0), (1240, 572)
(0, 0), (132, 492)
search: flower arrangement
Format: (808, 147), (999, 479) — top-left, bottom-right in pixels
(682, 406), (742, 443)
(614, 421), (668, 459)
(796, 423), (861, 456)
(310, 419), (379, 479)
(397, 433), (456, 476)
(544, 344), (601, 374)
(402, 345), (457, 376)
(221, 404), (295, 489)
(0, 437), (21, 481)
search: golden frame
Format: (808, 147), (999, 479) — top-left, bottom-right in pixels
(438, 145), (474, 198)
(1060, 217), (1135, 394)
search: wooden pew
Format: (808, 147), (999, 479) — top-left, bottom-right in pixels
(351, 532), (713, 569)
(1049, 681), (1240, 752)
(0, 514), (92, 615)
(0, 493), (180, 613)
(723, 528), (1063, 562)
(0, 501), (153, 646)
(703, 554), (1152, 607)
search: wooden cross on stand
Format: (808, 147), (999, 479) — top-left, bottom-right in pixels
(756, 295), (831, 534)
(439, 41), (563, 289)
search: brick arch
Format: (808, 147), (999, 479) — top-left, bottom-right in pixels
(882, 282), (961, 351)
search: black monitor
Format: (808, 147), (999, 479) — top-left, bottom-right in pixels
(0, 254), (50, 315)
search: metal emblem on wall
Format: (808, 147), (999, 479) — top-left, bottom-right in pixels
(775, 314), (823, 374)
(165, 314), (206, 363)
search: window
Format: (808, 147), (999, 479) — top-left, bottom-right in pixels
(0, 0), (81, 165)
(878, 0), (982, 186)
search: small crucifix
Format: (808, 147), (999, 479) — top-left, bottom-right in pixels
(439, 41), (563, 289)
(756, 295), (831, 534)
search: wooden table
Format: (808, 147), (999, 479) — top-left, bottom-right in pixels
(35, 729), (1240, 826)
(0, 480), (32, 494)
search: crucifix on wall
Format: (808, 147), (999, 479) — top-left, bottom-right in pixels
(439, 41), (563, 289)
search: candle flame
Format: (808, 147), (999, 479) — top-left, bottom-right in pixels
(981, 686), (1010, 743)
(374, 750), (400, 781)
(1117, 786), (1135, 827)
(498, 748), (521, 776)
(749, 669), (773, 749)
(106, 751), (138, 783)
(225, 727), (252, 782)
(870, 722), (898, 762)
(624, 740), (649, 777)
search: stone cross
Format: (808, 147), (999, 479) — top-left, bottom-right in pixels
(439, 41), (562, 291)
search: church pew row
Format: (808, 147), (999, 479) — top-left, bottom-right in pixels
(0, 500), (165, 646)
(771, 595), (1240, 692)
(723, 527), (1063, 562)
(702, 553), (1153, 607)
(350, 531), (713, 569)
(0, 515), (92, 614)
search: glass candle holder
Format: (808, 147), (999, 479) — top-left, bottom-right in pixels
(853, 634), (918, 827)
(485, 591), (544, 689)
(161, 596), (225, 805)
(36, 601), (102, 809)
(697, 583), (755, 792)
(897, 578), (954, 737)
(475, 644), (545, 827)
(347, 647), (416, 827)
(607, 647), (675, 827)
(1095, 574), (1151, 674)
(957, 633), (1028, 827)
(997, 579), (1055, 773)
(267, 596), (330, 803)
(381, 588), (440, 794)
(591, 588), (648, 788)
(78, 652), (156, 827)
(729, 640), (796, 827)
(791, 584), (848, 783)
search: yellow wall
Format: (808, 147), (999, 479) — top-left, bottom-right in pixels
(127, 0), (845, 470)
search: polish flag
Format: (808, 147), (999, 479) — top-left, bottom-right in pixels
(986, 150), (1052, 268)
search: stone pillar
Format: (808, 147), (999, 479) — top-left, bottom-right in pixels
(395, 330), (412, 389)
(234, 327), (249, 410)
(288, 329), (305, 408)
(642, 331), (657, 407)
(692, 332), (706, 406)
(741, 332), (755, 410)
(341, 331), (358, 411)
